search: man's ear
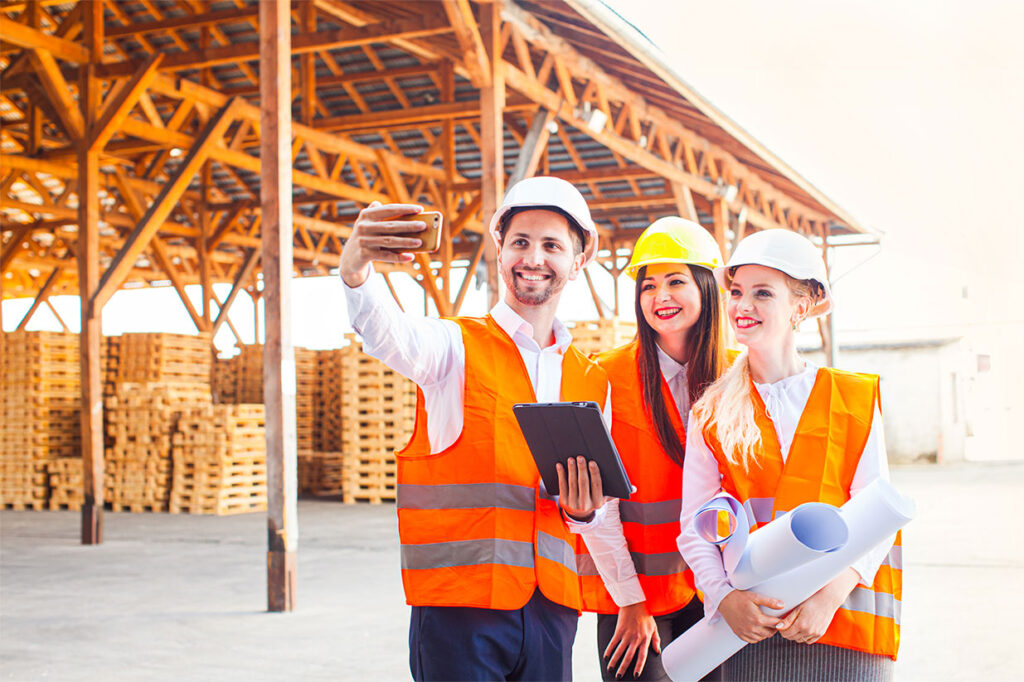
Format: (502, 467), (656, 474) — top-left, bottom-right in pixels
(567, 251), (586, 280)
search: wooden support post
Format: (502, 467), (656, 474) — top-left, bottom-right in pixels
(260, 0), (297, 613)
(78, 0), (104, 546)
(817, 229), (837, 367)
(479, 1), (505, 307)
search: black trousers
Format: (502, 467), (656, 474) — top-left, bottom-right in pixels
(596, 597), (722, 681)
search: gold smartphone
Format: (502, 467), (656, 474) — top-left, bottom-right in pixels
(391, 211), (443, 253)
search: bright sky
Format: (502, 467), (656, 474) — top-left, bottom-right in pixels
(4, 0), (1022, 360)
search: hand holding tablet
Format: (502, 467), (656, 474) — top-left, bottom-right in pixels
(512, 401), (633, 500)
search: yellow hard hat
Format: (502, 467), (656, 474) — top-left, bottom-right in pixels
(626, 216), (724, 280)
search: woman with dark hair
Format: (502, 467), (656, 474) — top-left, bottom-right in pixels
(561, 217), (728, 681)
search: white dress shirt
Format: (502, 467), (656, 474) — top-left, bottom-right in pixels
(344, 268), (603, 452)
(569, 344), (692, 608)
(677, 362), (894, 620)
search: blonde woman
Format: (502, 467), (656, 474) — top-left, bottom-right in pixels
(677, 230), (902, 680)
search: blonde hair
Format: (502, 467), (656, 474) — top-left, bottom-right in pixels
(690, 271), (819, 470)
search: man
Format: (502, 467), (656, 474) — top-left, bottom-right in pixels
(340, 177), (627, 681)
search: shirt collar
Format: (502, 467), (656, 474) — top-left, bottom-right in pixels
(490, 299), (571, 353)
(655, 343), (687, 382)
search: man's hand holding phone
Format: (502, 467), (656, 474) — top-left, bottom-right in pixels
(340, 202), (439, 287)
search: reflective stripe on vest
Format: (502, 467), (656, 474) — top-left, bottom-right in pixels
(619, 498), (682, 525)
(537, 530), (578, 574)
(742, 497), (774, 526)
(576, 550), (687, 578)
(842, 585), (902, 624)
(401, 538), (535, 571)
(397, 482), (535, 512)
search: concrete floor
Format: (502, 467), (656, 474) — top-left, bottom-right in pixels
(2, 462), (1023, 681)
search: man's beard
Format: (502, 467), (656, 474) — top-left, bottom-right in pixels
(504, 268), (565, 306)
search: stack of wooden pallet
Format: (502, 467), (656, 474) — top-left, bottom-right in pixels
(117, 332), (211, 384)
(0, 331), (80, 509)
(101, 335), (120, 399)
(213, 345), (317, 455)
(233, 344), (264, 403)
(210, 356), (236, 404)
(315, 349), (345, 451)
(170, 404), (267, 515)
(567, 318), (638, 356)
(338, 336), (417, 503)
(295, 349), (317, 454)
(47, 457), (83, 510)
(297, 450), (346, 497)
(104, 382), (212, 512)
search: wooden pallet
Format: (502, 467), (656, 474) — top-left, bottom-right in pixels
(565, 319), (638, 356)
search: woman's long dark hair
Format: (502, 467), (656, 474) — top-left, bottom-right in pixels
(634, 264), (727, 467)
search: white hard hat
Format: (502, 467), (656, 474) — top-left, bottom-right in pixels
(715, 229), (833, 317)
(487, 176), (599, 264)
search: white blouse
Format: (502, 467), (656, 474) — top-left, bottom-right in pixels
(676, 362), (894, 620)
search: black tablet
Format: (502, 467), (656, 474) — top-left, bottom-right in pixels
(512, 401), (632, 500)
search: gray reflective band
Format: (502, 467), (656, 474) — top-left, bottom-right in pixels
(401, 538), (534, 571)
(620, 499), (682, 525)
(744, 497), (774, 526)
(397, 483), (534, 512)
(537, 531), (578, 575)
(631, 551), (688, 577)
(577, 553), (599, 576)
(840, 586), (902, 624)
(882, 543), (903, 570)
(575, 551), (687, 578)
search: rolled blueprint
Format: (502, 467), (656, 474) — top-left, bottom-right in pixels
(662, 478), (915, 681)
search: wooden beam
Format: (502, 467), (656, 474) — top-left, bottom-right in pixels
(1, 221), (35, 271)
(261, 0), (297, 614)
(670, 181), (699, 222)
(0, 15), (90, 63)
(14, 266), (62, 331)
(104, 5), (261, 38)
(453, 235), (486, 314)
(90, 52), (164, 152)
(148, 236), (205, 332)
(97, 14), (452, 78)
(92, 100), (240, 311)
(582, 266), (607, 319)
(44, 298), (70, 333)
(212, 247), (260, 338)
(508, 107), (554, 186)
(28, 48), (84, 141)
(442, 0), (490, 89)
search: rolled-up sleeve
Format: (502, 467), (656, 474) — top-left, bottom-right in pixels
(571, 497), (647, 607)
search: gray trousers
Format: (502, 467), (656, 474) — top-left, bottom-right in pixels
(722, 634), (893, 681)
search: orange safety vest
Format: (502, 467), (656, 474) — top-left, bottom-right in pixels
(396, 315), (609, 611)
(703, 367), (902, 659)
(581, 340), (697, 615)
